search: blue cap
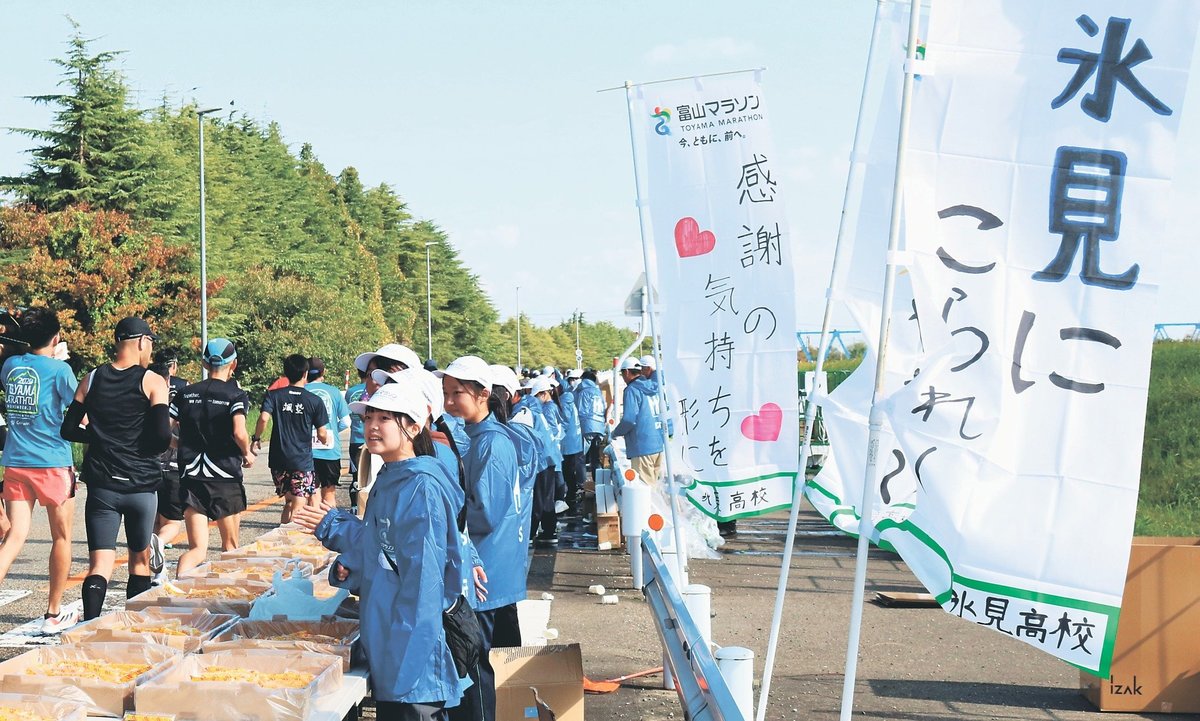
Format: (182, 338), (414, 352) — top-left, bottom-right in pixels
(202, 338), (237, 367)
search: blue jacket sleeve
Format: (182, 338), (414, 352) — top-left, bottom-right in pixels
(465, 433), (516, 535)
(612, 386), (640, 437)
(315, 509), (365, 555)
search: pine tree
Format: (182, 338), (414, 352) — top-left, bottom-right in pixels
(1, 20), (151, 213)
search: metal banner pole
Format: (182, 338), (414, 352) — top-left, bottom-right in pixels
(839, 0), (923, 717)
(755, 2), (894, 718)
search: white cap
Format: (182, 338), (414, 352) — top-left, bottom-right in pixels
(619, 356), (641, 371)
(567, 368), (583, 379)
(526, 375), (553, 395)
(349, 381), (432, 428)
(436, 355), (493, 387)
(372, 367), (445, 421)
(489, 364), (521, 395)
(355, 343), (422, 373)
(542, 365), (556, 376)
(638, 354), (657, 370)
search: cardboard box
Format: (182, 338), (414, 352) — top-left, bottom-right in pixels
(492, 644), (584, 721)
(125, 577), (273, 617)
(135, 648), (342, 721)
(0, 642), (181, 716)
(203, 618), (360, 671)
(595, 513), (622, 550)
(0, 692), (87, 720)
(1081, 537), (1200, 713)
(61, 609), (238, 652)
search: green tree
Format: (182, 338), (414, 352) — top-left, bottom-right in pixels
(1, 21), (155, 215)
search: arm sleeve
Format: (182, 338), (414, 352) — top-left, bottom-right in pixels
(60, 400), (92, 443)
(145, 404), (172, 453)
(612, 388), (639, 437)
(313, 399), (329, 429)
(230, 390), (249, 416)
(315, 508), (366, 554)
(57, 366), (78, 411)
(261, 391), (276, 415)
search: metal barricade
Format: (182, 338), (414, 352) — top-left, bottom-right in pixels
(641, 532), (745, 721)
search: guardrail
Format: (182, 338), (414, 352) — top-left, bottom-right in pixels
(641, 532), (746, 721)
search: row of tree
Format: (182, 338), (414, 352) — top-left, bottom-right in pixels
(0, 25), (636, 391)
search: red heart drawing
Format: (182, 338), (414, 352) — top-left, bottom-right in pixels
(741, 403), (783, 442)
(674, 217), (716, 258)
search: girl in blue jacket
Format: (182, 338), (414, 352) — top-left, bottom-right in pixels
(294, 380), (466, 721)
(440, 356), (524, 721)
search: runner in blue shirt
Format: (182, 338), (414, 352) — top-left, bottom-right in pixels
(345, 372), (367, 513)
(0, 307), (80, 633)
(305, 357), (352, 508)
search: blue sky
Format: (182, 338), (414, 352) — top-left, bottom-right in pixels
(3, 1), (1198, 336)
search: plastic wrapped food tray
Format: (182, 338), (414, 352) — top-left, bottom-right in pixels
(124, 577), (273, 617)
(0, 692), (87, 721)
(123, 714), (177, 721)
(181, 557), (314, 582)
(221, 532), (335, 571)
(135, 649), (343, 721)
(203, 619), (360, 671)
(61, 609), (238, 652)
(0, 643), (181, 717)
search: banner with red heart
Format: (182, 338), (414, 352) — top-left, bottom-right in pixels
(674, 216), (716, 258)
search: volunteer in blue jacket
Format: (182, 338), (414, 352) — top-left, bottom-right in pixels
(440, 356), (523, 721)
(574, 368), (608, 473)
(515, 375), (560, 545)
(295, 381), (466, 721)
(612, 357), (666, 486)
(553, 371), (584, 514)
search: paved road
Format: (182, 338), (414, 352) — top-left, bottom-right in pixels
(3, 448), (1196, 720)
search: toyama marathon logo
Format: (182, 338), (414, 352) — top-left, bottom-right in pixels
(652, 106), (671, 136)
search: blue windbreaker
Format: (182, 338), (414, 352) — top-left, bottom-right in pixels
(541, 399), (565, 463)
(555, 388), (584, 456)
(432, 439), (484, 606)
(574, 378), (607, 437)
(494, 413), (541, 580)
(462, 414), (526, 610)
(316, 455), (466, 705)
(612, 376), (665, 458)
(441, 413), (471, 455)
(513, 395), (558, 469)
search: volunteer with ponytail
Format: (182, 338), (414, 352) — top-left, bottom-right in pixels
(440, 356), (523, 721)
(294, 380), (466, 721)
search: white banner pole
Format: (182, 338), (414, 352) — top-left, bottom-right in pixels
(623, 80), (690, 583)
(755, 3), (893, 719)
(838, 0), (922, 717)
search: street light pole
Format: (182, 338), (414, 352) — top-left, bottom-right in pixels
(516, 286), (522, 369)
(425, 241), (435, 361)
(196, 106), (223, 378)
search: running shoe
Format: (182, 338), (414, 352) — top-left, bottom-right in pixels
(554, 500), (569, 514)
(149, 533), (165, 575)
(41, 607), (79, 635)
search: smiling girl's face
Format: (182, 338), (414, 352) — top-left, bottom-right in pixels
(442, 375), (489, 423)
(363, 408), (419, 462)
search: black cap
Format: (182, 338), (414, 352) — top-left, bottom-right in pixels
(114, 316), (158, 342)
(307, 356), (326, 379)
(423, 358), (438, 371)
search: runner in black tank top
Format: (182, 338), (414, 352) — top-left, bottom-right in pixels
(60, 317), (171, 620)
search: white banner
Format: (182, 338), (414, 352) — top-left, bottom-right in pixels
(631, 71), (801, 521)
(813, 0), (1200, 677)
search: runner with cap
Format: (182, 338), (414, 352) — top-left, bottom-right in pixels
(293, 380), (468, 720)
(612, 356), (666, 486)
(440, 356), (523, 721)
(252, 354), (330, 524)
(0, 306), (80, 633)
(148, 347), (190, 584)
(172, 339), (255, 577)
(305, 357), (352, 508)
(60, 316), (172, 620)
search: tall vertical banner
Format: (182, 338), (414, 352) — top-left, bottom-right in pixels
(814, 0), (1200, 676)
(630, 72), (801, 521)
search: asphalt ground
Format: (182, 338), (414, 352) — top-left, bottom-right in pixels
(1, 441), (1196, 720)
